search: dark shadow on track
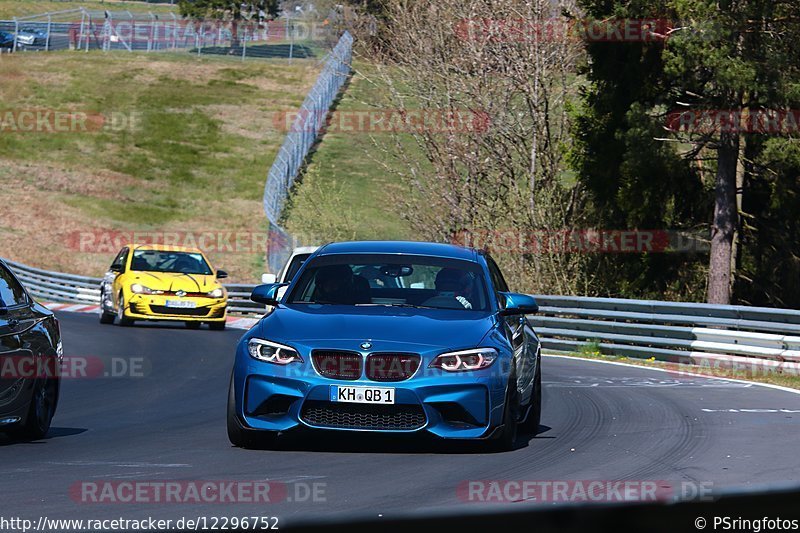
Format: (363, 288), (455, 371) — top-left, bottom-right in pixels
(0, 427), (87, 446)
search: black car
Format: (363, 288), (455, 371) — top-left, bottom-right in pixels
(0, 259), (61, 440)
(0, 31), (14, 50)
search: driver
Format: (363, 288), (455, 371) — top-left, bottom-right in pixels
(434, 268), (474, 309)
(314, 264), (355, 304)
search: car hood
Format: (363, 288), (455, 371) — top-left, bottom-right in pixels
(125, 272), (220, 293)
(256, 304), (497, 352)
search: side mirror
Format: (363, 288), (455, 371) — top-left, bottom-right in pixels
(216, 270), (229, 279)
(250, 283), (289, 306)
(261, 273), (277, 284)
(109, 264), (122, 273)
(498, 292), (539, 316)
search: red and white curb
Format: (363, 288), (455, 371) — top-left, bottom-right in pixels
(42, 302), (260, 331)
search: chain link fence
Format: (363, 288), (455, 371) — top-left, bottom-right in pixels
(262, 31), (353, 273)
(0, 7), (334, 60)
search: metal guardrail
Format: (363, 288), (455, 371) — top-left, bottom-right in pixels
(6, 257), (800, 371)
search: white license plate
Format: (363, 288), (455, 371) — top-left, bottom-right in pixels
(165, 300), (197, 309)
(330, 385), (395, 404)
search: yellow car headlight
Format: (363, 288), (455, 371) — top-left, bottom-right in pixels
(131, 284), (163, 295)
(208, 288), (224, 299)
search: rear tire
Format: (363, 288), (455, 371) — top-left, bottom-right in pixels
(227, 373), (276, 449)
(7, 379), (57, 441)
(209, 321), (226, 331)
(99, 290), (115, 324)
(520, 360), (542, 435)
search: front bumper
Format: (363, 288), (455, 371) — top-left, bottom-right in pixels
(233, 353), (510, 440)
(123, 294), (227, 322)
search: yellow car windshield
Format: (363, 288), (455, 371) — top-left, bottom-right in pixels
(130, 250), (213, 275)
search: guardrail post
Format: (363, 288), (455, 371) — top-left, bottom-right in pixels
(46, 15), (52, 52)
(241, 28), (247, 61)
(12, 17), (18, 52)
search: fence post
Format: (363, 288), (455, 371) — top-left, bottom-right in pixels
(171, 13), (177, 50)
(286, 14), (293, 64)
(85, 13), (91, 52)
(148, 13), (155, 52)
(77, 10), (86, 51)
(46, 15), (52, 52)
(241, 28), (247, 61)
(12, 18), (17, 52)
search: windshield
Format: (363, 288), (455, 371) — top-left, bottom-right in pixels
(287, 254), (489, 311)
(130, 250), (213, 275)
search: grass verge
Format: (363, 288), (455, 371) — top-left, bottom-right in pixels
(0, 49), (320, 281)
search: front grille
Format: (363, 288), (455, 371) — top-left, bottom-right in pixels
(149, 305), (210, 317)
(162, 291), (208, 297)
(300, 400), (426, 430)
(366, 353), (420, 382)
(312, 350), (362, 380)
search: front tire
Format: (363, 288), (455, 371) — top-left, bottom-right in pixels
(8, 379), (57, 441)
(116, 293), (133, 327)
(489, 370), (519, 452)
(185, 321), (201, 329)
(209, 321), (226, 331)
(227, 373), (276, 449)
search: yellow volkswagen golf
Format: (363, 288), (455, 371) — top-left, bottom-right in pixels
(99, 244), (228, 330)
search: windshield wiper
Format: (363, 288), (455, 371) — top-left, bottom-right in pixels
(355, 303), (436, 309)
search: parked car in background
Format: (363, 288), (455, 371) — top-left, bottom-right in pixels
(0, 31), (15, 51)
(0, 258), (62, 441)
(262, 246), (319, 285)
(15, 27), (49, 48)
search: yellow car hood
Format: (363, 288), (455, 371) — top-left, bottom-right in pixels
(128, 272), (221, 293)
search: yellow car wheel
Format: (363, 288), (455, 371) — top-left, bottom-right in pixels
(116, 292), (134, 327)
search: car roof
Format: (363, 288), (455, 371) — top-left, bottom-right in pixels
(129, 243), (203, 254)
(315, 241), (479, 261)
(291, 246), (319, 255)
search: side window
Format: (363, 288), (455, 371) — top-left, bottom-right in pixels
(0, 264), (28, 307)
(485, 255), (509, 293)
(111, 248), (129, 272)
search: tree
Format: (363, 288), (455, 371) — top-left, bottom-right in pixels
(573, 0), (800, 304)
(178, 1), (280, 46)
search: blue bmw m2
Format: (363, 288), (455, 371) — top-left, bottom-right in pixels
(228, 241), (542, 451)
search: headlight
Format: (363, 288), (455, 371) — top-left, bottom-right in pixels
(208, 288), (224, 298)
(429, 348), (498, 371)
(248, 338), (303, 365)
(130, 284), (162, 295)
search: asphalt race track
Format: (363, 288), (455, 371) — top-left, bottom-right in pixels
(4, 311), (800, 525)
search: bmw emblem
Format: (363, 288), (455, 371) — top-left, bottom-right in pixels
(360, 341), (372, 350)
(176, 290), (187, 297)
